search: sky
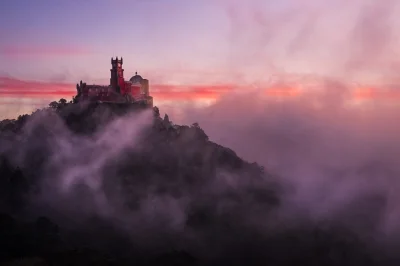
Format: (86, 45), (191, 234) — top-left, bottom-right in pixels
(1, 0), (400, 118)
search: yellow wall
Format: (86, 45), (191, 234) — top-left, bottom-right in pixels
(141, 79), (149, 96)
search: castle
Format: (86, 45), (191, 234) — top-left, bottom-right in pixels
(75, 57), (153, 107)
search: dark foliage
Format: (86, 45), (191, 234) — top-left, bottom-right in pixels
(0, 99), (393, 265)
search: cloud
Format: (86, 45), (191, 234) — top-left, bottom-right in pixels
(218, 0), (400, 83)
(171, 79), (400, 240)
(3, 76), (400, 262)
(0, 76), (232, 101)
(0, 76), (234, 101)
(151, 84), (234, 100)
(0, 45), (91, 57)
(0, 76), (75, 98)
(2, 75), (400, 121)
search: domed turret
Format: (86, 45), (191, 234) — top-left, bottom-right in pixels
(129, 71), (143, 83)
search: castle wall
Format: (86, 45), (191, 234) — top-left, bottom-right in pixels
(77, 58), (152, 106)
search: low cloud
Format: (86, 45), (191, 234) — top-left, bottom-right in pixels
(172, 80), (400, 242)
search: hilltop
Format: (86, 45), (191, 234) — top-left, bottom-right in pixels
(0, 99), (386, 266)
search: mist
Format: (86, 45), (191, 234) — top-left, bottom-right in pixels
(2, 0), (400, 264)
(153, 0), (400, 252)
(5, 84), (400, 263)
(0, 103), (277, 260)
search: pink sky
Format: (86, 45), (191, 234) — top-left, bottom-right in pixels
(1, 0), (400, 118)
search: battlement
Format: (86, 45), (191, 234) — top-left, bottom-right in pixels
(111, 56), (123, 65)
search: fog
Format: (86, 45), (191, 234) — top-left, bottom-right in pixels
(170, 91), (400, 260)
(150, 0), (398, 242)
(7, 79), (399, 262)
(2, 0), (400, 264)
(146, 0), (400, 251)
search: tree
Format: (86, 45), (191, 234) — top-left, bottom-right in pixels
(49, 101), (58, 109)
(153, 106), (160, 118)
(49, 98), (69, 111)
(58, 98), (67, 106)
(16, 114), (29, 124)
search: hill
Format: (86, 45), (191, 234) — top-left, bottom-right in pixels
(0, 99), (387, 265)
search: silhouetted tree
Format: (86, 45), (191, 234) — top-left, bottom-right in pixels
(58, 98), (67, 106)
(17, 114), (29, 125)
(49, 101), (58, 110)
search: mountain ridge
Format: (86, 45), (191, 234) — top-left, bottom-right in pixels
(0, 99), (385, 266)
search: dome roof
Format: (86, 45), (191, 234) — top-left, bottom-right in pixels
(129, 72), (143, 83)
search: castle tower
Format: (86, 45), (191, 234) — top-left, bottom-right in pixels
(110, 57), (125, 91)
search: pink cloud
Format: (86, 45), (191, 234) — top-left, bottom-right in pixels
(0, 76), (314, 102)
(0, 76), (235, 101)
(0, 76), (75, 98)
(0, 45), (91, 57)
(1, 76), (399, 110)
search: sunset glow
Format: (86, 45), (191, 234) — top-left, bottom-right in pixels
(352, 87), (400, 101)
(1, 0), (400, 118)
(1, 75), (397, 104)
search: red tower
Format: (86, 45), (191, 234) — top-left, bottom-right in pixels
(110, 57), (125, 92)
